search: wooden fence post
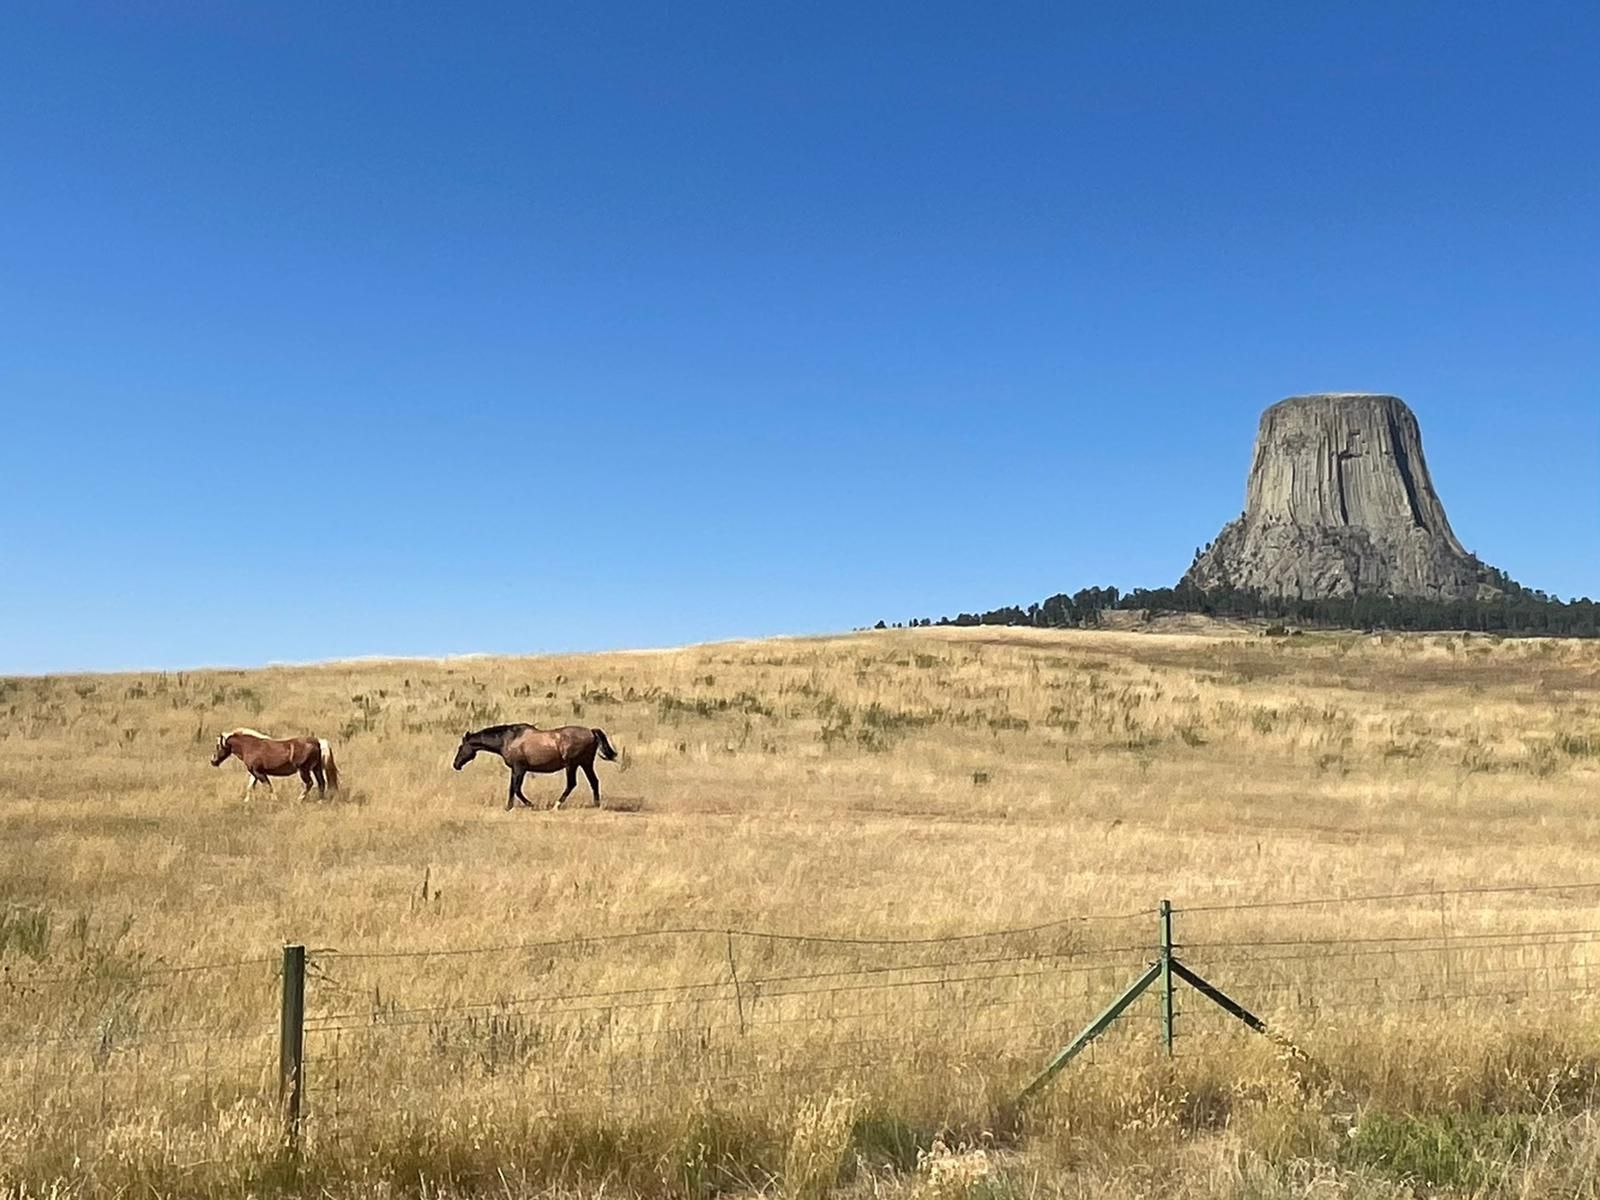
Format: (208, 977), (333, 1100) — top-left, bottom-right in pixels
(279, 944), (306, 1152)
(725, 932), (747, 1035)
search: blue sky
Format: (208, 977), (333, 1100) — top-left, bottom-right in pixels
(2, 3), (1595, 674)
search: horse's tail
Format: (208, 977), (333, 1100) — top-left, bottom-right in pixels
(319, 738), (341, 791)
(592, 728), (619, 761)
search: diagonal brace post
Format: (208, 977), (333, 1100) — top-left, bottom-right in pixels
(1019, 961), (1160, 1102)
(1170, 959), (1267, 1033)
(1172, 958), (1313, 1066)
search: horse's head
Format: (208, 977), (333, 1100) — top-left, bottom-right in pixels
(210, 734), (233, 766)
(452, 734), (478, 770)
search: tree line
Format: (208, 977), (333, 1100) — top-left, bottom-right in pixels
(876, 580), (1600, 638)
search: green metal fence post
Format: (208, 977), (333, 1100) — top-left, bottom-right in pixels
(1159, 899), (1175, 1057)
(1019, 898), (1314, 1104)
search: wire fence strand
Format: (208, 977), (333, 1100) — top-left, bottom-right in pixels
(1176, 880), (1600, 915)
(316, 909), (1152, 963)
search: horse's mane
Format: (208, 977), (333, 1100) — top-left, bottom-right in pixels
(222, 727), (273, 739)
(469, 723), (533, 739)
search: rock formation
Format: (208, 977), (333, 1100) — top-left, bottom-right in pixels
(1182, 394), (1505, 601)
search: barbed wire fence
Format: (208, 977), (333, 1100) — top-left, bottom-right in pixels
(7, 881), (1600, 1151)
(0, 952), (280, 1137)
(291, 907), (1159, 1141)
(1165, 883), (1600, 1058)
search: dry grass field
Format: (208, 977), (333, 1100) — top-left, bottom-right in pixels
(4, 625), (1600, 1199)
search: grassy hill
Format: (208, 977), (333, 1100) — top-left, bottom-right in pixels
(4, 626), (1600, 1199)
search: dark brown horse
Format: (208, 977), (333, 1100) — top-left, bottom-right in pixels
(211, 728), (341, 801)
(453, 724), (618, 810)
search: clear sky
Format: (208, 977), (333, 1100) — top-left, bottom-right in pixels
(2, 3), (1595, 674)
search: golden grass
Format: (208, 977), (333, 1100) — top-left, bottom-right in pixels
(3, 625), (1600, 1199)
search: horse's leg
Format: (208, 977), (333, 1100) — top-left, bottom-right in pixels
(298, 766), (313, 801)
(312, 762), (327, 797)
(582, 761), (601, 808)
(509, 767), (536, 810)
(243, 774), (255, 803)
(554, 765), (577, 810)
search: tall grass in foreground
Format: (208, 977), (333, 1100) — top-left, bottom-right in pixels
(10, 1018), (1600, 1197)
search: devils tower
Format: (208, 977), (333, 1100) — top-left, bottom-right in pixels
(1183, 394), (1505, 601)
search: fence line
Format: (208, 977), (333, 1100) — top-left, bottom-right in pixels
(0, 955), (275, 988)
(11, 886), (1600, 1146)
(1185, 925), (1600, 950)
(0, 1025), (278, 1053)
(303, 946), (1151, 1030)
(303, 967), (1114, 1037)
(1176, 879), (1600, 914)
(316, 910), (1150, 963)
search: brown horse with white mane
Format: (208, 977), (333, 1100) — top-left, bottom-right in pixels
(453, 724), (618, 810)
(211, 729), (341, 801)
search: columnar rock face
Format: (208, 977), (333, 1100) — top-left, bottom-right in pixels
(1183, 394), (1503, 601)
